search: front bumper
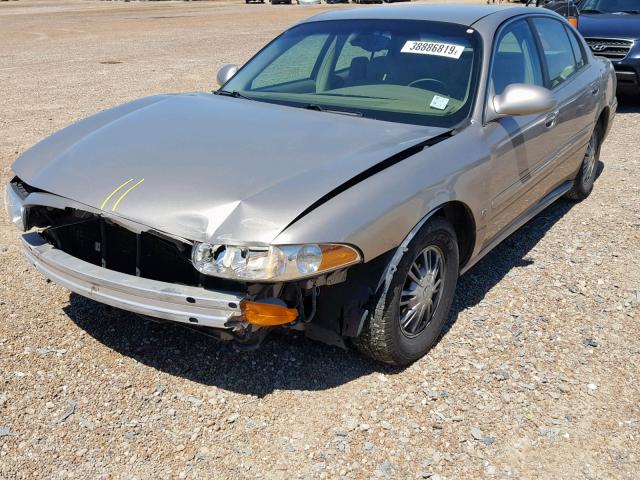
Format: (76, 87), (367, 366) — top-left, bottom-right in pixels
(612, 58), (640, 93)
(21, 232), (245, 328)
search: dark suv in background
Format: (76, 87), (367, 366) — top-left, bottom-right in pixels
(577, 0), (640, 95)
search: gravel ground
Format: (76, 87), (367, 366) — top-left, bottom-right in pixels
(1, 1), (639, 478)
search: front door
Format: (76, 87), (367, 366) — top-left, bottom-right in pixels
(482, 19), (558, 244)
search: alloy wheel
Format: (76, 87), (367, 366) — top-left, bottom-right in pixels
(399, 245), (445, 337)
(581, 133), (598, 189)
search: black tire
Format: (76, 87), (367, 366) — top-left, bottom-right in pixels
(354, 217), (459, 366)
(565, 127), (600, 201)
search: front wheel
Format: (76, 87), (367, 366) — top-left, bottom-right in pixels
(565, 128), (600, 201)
(354, 217), (459, 366)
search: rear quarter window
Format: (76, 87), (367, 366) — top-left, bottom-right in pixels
(565, 26), (586, 69)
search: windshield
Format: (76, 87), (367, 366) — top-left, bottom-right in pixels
(222, 20), (481, 128)
(580, 0), (640, 13)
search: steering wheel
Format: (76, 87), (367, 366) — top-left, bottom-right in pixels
(408, 78), (452, 96)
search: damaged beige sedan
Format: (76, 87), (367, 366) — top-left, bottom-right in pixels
(5, 6), (616, 364)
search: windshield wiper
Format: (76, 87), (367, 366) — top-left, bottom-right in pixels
(619, 9), (640, 13)
(214, 89), (251, 100)
(580, 8), (603, 13)
(305, 104), (364, 117)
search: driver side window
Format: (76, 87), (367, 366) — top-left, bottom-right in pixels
(491, 20), (544, 96)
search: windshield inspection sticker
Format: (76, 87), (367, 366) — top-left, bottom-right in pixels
(430, 95), (449, 110)
(401, 40), (465, 59)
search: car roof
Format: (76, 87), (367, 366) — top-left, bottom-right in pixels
(301, 5), (547, 27)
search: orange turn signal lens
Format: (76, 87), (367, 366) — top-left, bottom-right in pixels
(241, 301), (298, 326)
(568, 17), (578, 28)
(319, 245), (360, 271)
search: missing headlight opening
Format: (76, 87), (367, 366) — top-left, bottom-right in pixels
(28, 205), (244, 292)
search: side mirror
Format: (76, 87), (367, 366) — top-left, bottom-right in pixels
(216, 64), (238, 87)
(489, 84), (557, 121)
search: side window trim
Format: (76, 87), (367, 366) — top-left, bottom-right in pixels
(526, 17), (551, 89)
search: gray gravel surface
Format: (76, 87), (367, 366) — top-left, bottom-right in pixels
(1, 1), (639, 478)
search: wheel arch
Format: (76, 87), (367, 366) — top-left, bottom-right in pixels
(374, 199), (477, 295)
(306, 199), (478, 345)
(595, 106), (610, 143)
(432, 200), (476, 269)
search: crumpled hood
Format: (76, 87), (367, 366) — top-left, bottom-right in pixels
(579, 13), (640, 40)
(13, 93), (446, 243)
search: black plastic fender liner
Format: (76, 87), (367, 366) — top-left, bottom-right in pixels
(308, 249), (395, 343)
(340, 208), (450, 336)
(284, 129), (455, 231)
(333, 207), (452, 342)
(275, 248), (393, 349)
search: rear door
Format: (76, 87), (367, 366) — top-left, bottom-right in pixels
(528, 17), (596, 196)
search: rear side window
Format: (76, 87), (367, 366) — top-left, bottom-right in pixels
(565, 26), (586, 70)
(532, 18), (578, 88)
(491, 20), (544, 95)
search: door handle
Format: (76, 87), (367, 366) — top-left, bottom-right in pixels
(545, 111), (559, 129)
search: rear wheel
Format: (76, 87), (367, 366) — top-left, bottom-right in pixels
(565, 128), (600, 201)
(354, 217), (459, 366)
